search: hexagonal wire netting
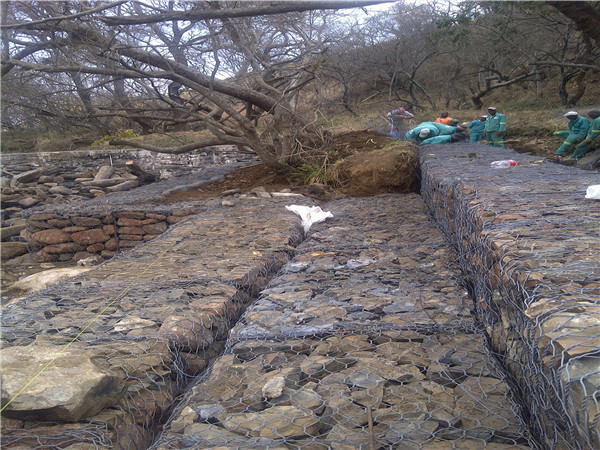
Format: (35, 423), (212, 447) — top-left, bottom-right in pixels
(4, 148), (597, 449)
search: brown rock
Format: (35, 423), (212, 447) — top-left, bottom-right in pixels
(129, 389), (171, 427)
(31, 229), (72, 245)
(46, 219), (72, 228)
(103, 224), (116, 235)
(34, 250), (59, 262)
(119, 234), (143, 241)
(105, 237), (118, 251)
(115, 211), (146, 220)
(27, 220), (52, 230)
(168, 215), (193, 224)
(71, 229), (110, 246)
(146, 213), (167, 221)
(86, 243), (105, 253)
(44, 243), (84, 254)
(142, 222), (167, 235)
(63, 226), (88, 233)
(159, 314), (214, 352)
(70, 217), (103, 227)
(118, 226), (143, 235)
(27, 213), (58, 221)
(1, 242), (29, 259)
(117, 217), (145, 227)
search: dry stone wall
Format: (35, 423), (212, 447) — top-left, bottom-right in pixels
(26, 207), (200, 263)
(419, 144), (600, 449)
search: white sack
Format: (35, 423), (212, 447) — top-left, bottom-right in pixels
(285, 205), (333, 233)
(585, 185), (600, 200)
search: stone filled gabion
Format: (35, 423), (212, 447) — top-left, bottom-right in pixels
(153, 194), (531, 449)
(419, 143), (600, 449)
(2, 142), (598, 449)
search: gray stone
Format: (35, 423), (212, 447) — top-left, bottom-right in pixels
(1, 224), (26, 241)
(49, 186), (74, 195)
(262, 376), (285, 399)
(1, 344), (126, 422)
(218, 405), (321, 439)
(13, 168), (44, 184)
(18, 197), (41, 208)
(1, 241), (29, 259)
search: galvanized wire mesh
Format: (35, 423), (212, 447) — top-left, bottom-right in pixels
(419, 143), (600, 449)
(152, 194), (533, 449)
(1, 198), (306, 449)
(4, 145), (597, 449)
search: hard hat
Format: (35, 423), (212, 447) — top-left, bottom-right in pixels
(564, 111), (578, 117)
(418, 129), (431, 138)
(487, 106), (497, 111)
(480, 116), (487, 120)
(588, 109), (600, 117)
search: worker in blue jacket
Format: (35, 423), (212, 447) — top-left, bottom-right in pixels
(569, 110), (600, 160)
(468, 116), (487, 143)
(483, 107), (506, 147)
(554, 111), (591, 156)
(420, 132), (467, 146)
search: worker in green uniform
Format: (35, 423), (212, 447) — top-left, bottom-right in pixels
(554, 111), (591, 156)
(405, 121), (462, 142)
(568, 110), (600, 160)
(420, 132), (467, 146)
(482, 106), (506, 147)
(405, 123), (440, 141)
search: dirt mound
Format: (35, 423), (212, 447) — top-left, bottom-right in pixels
(334, 143), (418, 196)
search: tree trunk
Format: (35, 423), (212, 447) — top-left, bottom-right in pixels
(547, 2), (600, 45)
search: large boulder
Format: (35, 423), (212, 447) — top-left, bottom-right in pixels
(1, 344), (127, 422)
(9, 266), (92, 296)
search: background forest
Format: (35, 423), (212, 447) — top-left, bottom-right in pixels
(2, 1), (599, 168)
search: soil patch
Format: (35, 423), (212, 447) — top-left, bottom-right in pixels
(161, 163), (299, 203)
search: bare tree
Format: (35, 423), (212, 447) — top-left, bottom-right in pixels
(1, 0), (389, 171)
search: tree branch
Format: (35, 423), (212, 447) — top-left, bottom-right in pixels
(535, 60), (600, 71)
(101, 1), (392, 26)
(108, 137), (237, 154)
(1, 1), (127, 30)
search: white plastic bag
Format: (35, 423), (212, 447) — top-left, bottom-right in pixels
(585, 185), (600, 200)
(285, 205), (333, 233)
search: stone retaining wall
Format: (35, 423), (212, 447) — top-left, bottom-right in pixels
(26, 207), (201, 262)
(2, 144), (599, 449)
(419, 144), (600, 449)
(154, 195), (531, 449)
(1, 197), (309, 448)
